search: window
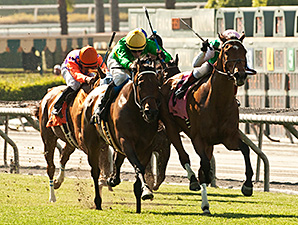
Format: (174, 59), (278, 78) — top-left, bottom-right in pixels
(256, 17), (263, 34)
(255, 50), (263, 67)
(236, 17), (244, 33)
(217, 18), (225, 34)
(275, 17), (284, 34)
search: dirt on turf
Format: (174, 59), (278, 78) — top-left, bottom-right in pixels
(1, 166), (297, 195)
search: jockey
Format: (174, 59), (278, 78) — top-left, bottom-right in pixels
(90, 28), (172, 123)
(175, 29), (241, 99)
(51, 45), (108, 117)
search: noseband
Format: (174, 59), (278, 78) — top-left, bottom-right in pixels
(132, 70), (160, 112)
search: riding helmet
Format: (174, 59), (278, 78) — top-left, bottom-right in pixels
(79, 46), (98, 67)
(125, 28), (147, 51)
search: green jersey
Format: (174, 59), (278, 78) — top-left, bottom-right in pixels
(111, 37), (172, 69)
(208, 39), (221, 64)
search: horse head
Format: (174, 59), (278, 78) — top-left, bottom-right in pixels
(133, 58), (160, 123)
(217, 32), (256, 86)
(156, 54), (181, 85)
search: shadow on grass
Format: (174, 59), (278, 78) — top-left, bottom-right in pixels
(151, 211), (298, 219)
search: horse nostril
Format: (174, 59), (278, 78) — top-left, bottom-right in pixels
(144, 109), (159, 122)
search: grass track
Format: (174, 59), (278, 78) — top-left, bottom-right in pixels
(0, 173), (298, 224)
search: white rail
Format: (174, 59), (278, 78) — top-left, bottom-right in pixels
(2, 106), (297, 192)
(0, 3), (205, 22)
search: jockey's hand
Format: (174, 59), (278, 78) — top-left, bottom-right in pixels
(129, 62), (137, 73)
(157, 50), (166, 61)
(85, 76), (95, 85)
(201, 40), (210, 52)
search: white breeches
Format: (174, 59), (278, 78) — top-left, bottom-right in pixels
(107, 54), (130, 86)
(193, 62), (213, 79)
(61, 68), (81, 91)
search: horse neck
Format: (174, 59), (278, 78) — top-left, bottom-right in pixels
(209, 59), (236, 105)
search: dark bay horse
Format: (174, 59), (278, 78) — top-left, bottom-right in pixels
(35, 65), (167, 206)
(81, 58), (161, 213)
(159, 33), (256, 214)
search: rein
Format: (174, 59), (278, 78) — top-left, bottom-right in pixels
(132, 70), (159, 111)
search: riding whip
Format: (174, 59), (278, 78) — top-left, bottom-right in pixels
(100, 31), (116, 67)
(143, 7), (167, 62)
(179, 18), (205, 42)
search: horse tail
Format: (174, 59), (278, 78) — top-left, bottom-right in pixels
(32, 101), (41, 120)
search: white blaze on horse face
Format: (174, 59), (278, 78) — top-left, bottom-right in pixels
(233, 45), (239, 50)
(118, 93), (127, 108)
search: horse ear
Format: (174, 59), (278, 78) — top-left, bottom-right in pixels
(175, 54), (179, 65)
(239, 32), (245, 42)
(218, 32), (226, 43)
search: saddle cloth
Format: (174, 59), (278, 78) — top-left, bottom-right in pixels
(168, 71), (192, 120)
(46, 102), (67, 127)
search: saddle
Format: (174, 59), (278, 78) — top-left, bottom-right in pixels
(169, 71), (211, 122)
(46, 88), (79, 127)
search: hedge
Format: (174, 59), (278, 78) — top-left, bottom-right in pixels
(0, 74), (65, 101)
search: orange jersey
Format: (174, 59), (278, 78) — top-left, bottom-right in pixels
(62, 49), (108, 83)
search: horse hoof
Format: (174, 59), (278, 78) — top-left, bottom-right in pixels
(141, 186), (154, 201)
(189, 175), (201, 191)
(53, 179), (62, 189)
(241, 184), (253, 196)
(202, 209), (211, 215)
(107, 177), (121, 187)
(142, 192), (154, 201)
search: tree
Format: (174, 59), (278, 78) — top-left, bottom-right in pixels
(205, 0), (252, 8)
(165, 0), (176, 9)
(94, 0), (105, 33)
(110, 0), (119, 32)
(58, 0), (68, 35)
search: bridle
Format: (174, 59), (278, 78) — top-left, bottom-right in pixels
(213, 39), (247, 81)
(132, 70), (160, 113)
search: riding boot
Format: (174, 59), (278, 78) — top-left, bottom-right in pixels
(90, 81), (117, 124)
(175, 72), (198, 99)
(52, 86), (74, 118)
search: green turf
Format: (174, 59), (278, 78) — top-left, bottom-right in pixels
(0, 173), (297, 224)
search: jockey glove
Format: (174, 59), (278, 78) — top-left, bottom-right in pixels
(158, 51), (166, 61)
(201, 40), (210, 52)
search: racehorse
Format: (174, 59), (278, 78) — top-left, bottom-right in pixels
(159, 32), (256, 214)
(34, 70), (115, 203)
(81, 57), (161, 213)
(35, 64), (168, 207)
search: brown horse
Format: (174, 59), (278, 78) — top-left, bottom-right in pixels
(81, 58), (161, 213)
(34, 70), (117, 203)
(159, 33), (255, 214)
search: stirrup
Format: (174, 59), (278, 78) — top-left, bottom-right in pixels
(51, 107), (63, 118)
(175, 87), (187, 99)
(90, 107), (102, 124)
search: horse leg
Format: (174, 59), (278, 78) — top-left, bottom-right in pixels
(150, 129), (171, 191)
(54, 143), (75, 189)
(122, 140), (154, 203)
(134, 175), (142, 213)
(162, 119), (199, 191)
(201, 183), (210, 214)
(144, 157), (155, 191)
(107, 151), (125, 187)
(239, 139), (254, 196)
(98, 146), (113, 191)
(43, 139), (57, 203)
(88, 149), (102, 210)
